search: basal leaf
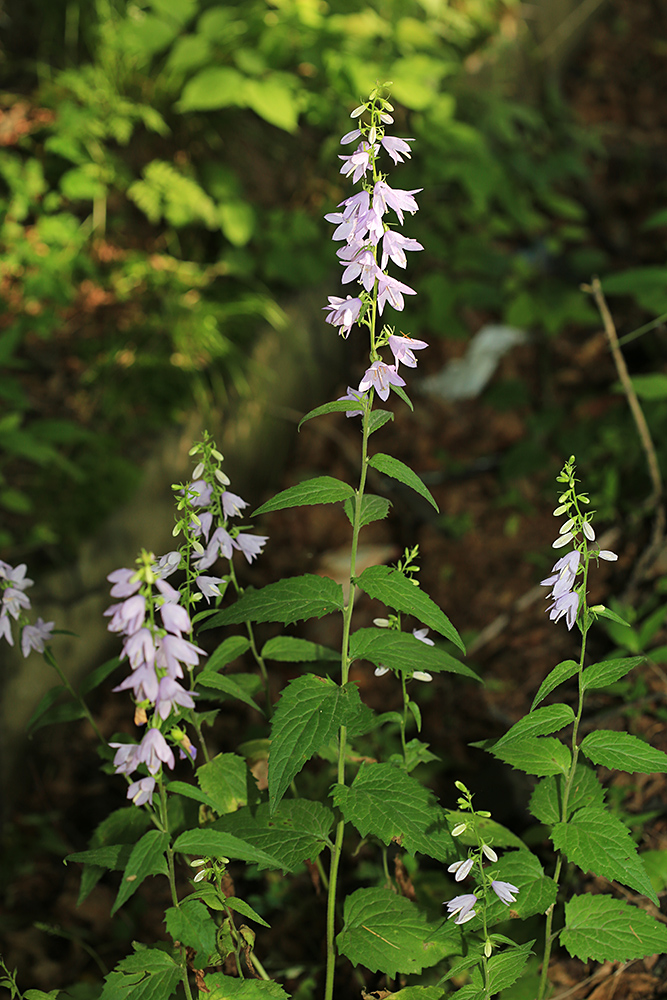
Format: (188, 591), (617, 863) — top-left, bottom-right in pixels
(368, 452), (439, 511)
(204, 636), (251, 673)
(344, 493), (392, 527)
(529, 764), (605, 825)
(356, 565), (464, 651)
(531, 660), (579, 711)
(197, 753), (251, 815)
(214, 799), (334, 871)
(490, 736), (571, 777)
(165, 898), (218, 968)
(337, 887), (458, 976)
(581, 656), (645, 691)
(202, 575), (344, 630)
(268, 674), (373, 810)
(551, 806), (659, 904)
(332, 762), (455, 861)
(100, 942), (181, 1000)
(580, 729), (667, 774)
(253, 476), (354, 517)
(495, 703), (575, 748)
(350, 628), (476, 680)
(260, 635), (340, 663)
(561, 894), (667, 962)
(173, 829), (287, 870)
(298, 399), (364, 430)
(112, 831), (169, 916)
(196, 671), (263, 714)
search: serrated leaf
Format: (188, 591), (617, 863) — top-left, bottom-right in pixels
(495, 704), (575, 748)
(260, 636), (339, 663)
(268, 674), (373, 810)
(197, 672), (263, 714)
(77, 807), (153, 905)
(165, 898), (218, 968)
(99, 942), (181, 1000)
(79, 656), (122, 695)
(197, 753), (251, 815)
(552, 806), (659, 903)
(214, 799), (333, 872)
(486, 941), (534, 994)
(67, 844), (133, 870)
(112, 831), (169, 916)
(356, 565), (465, 651)
(166, 780), (217, 808)
(224, 896), (270, 928)
(444, 812), (525, 849)
(205, 636), (251, 672)
(368, 409), (394, 435)
(173, 829), (287, 870)
(201, 575), (344, 630)
(490, 736), (571, 777)
(531, 659), (579, 711)
(581, 656), (645, 691)
(298, 399), (363, 430)
(580, 729), (667, 773)
(350, 628), (476, 680)
(392, 989), (446, 1000)
(333, 762), (454, 860)
(529, 764), (605, 825)
(485, 852), (556, 922)
(337, 887), (457, 976)
(642, 849), (667, 894)
(561, 894), (667, 962)
(368, 452), (439, 511)
(344, 493), (392, 527)
(205, 974), (291, 999)
(253, 476), (354, 516)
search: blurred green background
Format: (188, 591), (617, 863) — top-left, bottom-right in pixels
(1, 0), (665, 561)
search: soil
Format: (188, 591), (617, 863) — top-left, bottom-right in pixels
(3, 1), (667, 997)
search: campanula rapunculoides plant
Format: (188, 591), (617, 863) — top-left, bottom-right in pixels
(5, 89), (667, 1000)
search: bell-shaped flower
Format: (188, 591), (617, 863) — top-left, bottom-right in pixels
(156, 634), (206, 677)
(136, 728), (175, 775)
(548, 590), (579, 631)
(122, 627), (156, 670)
(1, 611), (14, 646)
(0, 562), (34, 592)
(195, 527), (235, 570)
(127, 776), (156, 807)
(107, 567), (141, 598)
(222, 492), (248, 518)
(154, 676), (197, 721)
(235, 533), (269, 564)
(338, 386), (368, 418)
(2, 586), (31, 620)
(380, 135), (414, 165)
(324, 295), (363, 338)
(20, 618), (55, 657)
(358, 360), (406, 402)
(113, 663), (159, 703)
(105, 594), (146, 635)
(341, 250), (382, 292)
(196, 575), (224, 600)
(110, 741), (142, 776)
(491, 880), (519, 905)
(154, 551), (181, 578)
(448, 857), (474, 882)
(389, 334), (428, 368)
(377, 274), (417, 315)
(445, 893), (477, 925)
(381, 231), (423, 270)
(372, 181), (421, 224)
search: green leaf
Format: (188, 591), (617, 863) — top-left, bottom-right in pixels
(444, 812), (525, 850)
(214, 799), (334, 872)
(197, 671), (263, 714)
(529, 764), (605, 825)
(244, 75), (299, 133)
(490, 736), (571, 777)
(333, 762), (455, 860)
(205, 636), (251, 672)
(165, 898), (218, 968)
(641, 849), (667, 895)
(205, 974), (291, 999)
(391, 989), (446, 1000)
(531, 659), (579, 711)
(494, 704), (575, 748)
(560, 894), (667, 962)
(173, 829), (287, 870)
(337, 887), (458, 976)
(260, 636), (339, 663)
(485, 851), (556, 923)
(26, 685), (69, 735)
(485, 941), (535, 994)
(627, 374), (667, 401)
(166, 780), (217, 808)
(76, 807), (152, 905)
(112, 831), (169, 916)
(177, 66), (247, 112)
(356, 565), (465, 651)
(253, 476), (354, 516)
(66, 844), (132, 870)
(196, 752), (252, 815)
(99, 942), (180, 1000)
(79, 657), (121, 695)
(368, 452), (439, 511)
(298, 399), (364, 430)
(350, 628), (478, 680)
(344, 493), (392, 527)
(201, 575), (344, 630)
(580, 730), (667, 773)
(368, 409), (394, 435)
(268, 674), (373, 810)
(551, 806), (659, 904)
(581, 656), (644, 691)
(224, 896), (270, 928)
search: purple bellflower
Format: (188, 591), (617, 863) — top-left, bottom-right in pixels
(445, 893), (477, 925)
(358, 360), (406, 402)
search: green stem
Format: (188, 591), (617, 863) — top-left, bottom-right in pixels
(157, 776), (195, 1000)
(44, 648), (105, 744)
(323, 390), (374, 1000)
(400, 673), (409, 765)
(228, 560), (272, 716)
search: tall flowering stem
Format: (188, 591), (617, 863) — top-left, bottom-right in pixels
(323, 88), (427, 1000)
(537, 456), (617, 1000)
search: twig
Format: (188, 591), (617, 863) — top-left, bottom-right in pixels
(583, 278), (665, 600)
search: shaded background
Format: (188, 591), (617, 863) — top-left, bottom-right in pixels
(2, 0), (667, 997)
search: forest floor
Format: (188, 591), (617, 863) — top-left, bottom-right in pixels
(3, 0), (667, 997)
